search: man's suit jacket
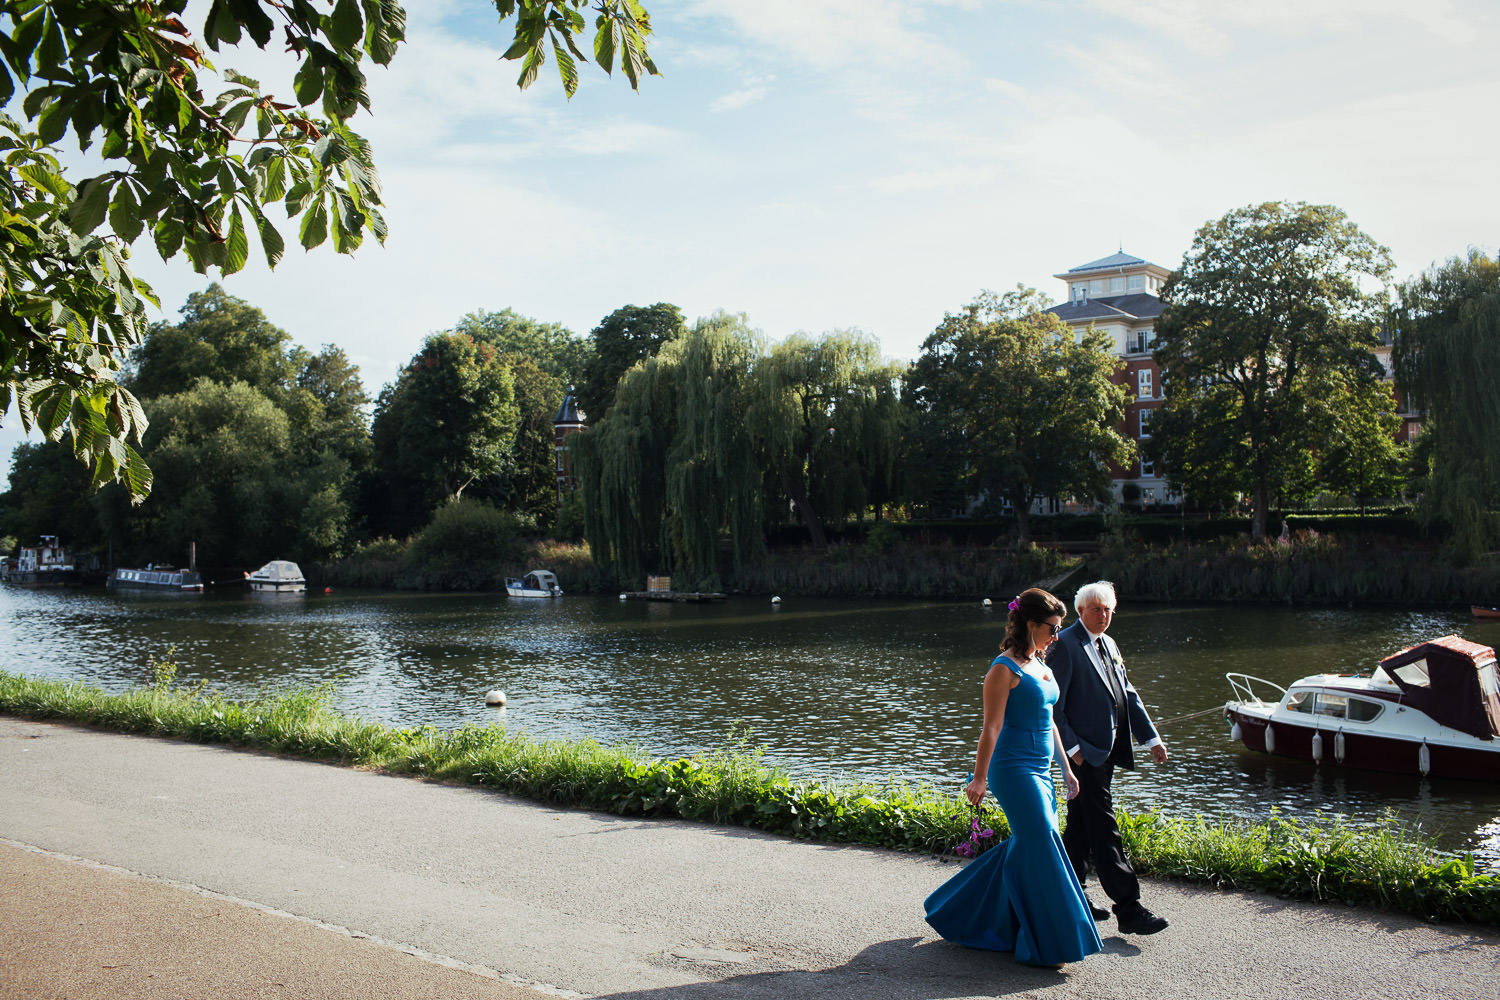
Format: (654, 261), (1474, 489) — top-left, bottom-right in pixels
(1047, 620), (1159, 770)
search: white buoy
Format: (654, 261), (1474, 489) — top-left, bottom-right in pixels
(1419, 741), (1431, 776)
(619, 592), (628, 601)
(1311, 731), (1323, 763)
(981, 598), (992, 607)
(1334, 731), (1346, 763)
(771, 595), (781, 604)
(1264, 723), (1276, 754)
(484, 689), (507, 707)
(1229, 721), (1242, 743)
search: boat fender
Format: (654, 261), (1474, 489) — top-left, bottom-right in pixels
(1229, 721), (1241, 743)
(771, 595), (782, 605)
(982, 598), (992, 607)
(1264, 723), (1275, 754)
(1311, 730), (1323, 763)
(1419, 740), (1431, 777)
(485, 689), (507, 707)
(1334, 730), (1346, 764)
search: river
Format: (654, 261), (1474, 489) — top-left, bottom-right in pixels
(3, 585), (1498, 865)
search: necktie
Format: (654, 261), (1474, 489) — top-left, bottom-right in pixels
(1097, 637), (1125, 704)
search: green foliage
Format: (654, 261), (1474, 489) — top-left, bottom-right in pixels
(451, 308), (588, 386)
(750, 330), (907, 549)
(574, 312), (761, 587)
(143, 644), (179, 689)
(127, 284), (301, 399)
(575, 302), (684, 420)
(1391, 251), (1500, 563)
(0, 1), (655, 500)
(398, 498), (523, 590)
(1151, 202), (1395, 540)
(370, 333), (520, 536)
(1092, 531), (1500, 604)
(903, 286), (1133, 545)
(3, 670), (1494, 924)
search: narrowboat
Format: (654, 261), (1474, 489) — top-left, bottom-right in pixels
(1223, 635), (1500, 781)
(6, 536), (83, 587)
(110, 565), (204, 593)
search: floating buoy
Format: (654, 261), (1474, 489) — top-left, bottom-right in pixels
(981, 598), (992, 607)
(1264, 723), (1276, 754)
(484, 689), (507, 707)
(1334, 730), (1346, 764)
(1419, 740), (1431, 776)
(1229, 721), (1242, 743)
(771, 595), (781, 604)
(619, 592), (627, 601)
(324, 587), (332, 593)
(1311, 731), (1323, 763)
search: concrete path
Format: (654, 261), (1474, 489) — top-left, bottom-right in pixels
(2, 715), (1497, 1000)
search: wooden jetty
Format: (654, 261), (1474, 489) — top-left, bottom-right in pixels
(621, 575), (727, 603)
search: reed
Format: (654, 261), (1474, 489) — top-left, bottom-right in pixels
(4, 671), (1495, 925)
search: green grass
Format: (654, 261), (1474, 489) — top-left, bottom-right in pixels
(3, 669), (1496, 926)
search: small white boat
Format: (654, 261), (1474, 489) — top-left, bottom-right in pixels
(246, 560), (307, 593)
(506, 570), (563, 598)
(1223, 634), (1500, 781)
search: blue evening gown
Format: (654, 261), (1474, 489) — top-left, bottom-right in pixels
(924, 654), (1103, 967)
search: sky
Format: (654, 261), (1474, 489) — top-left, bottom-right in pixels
(3, 0), (1498, 486)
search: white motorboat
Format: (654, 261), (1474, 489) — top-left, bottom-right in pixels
(1223, 634), (1500, 781)
(246, 560), (307, 593)
(506, 570), (563, 598)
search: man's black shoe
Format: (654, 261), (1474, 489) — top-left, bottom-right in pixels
(1087, 898), (1110, 921)
(1116, 906), (1168, 935)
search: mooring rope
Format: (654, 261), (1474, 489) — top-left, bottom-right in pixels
(1153, 705), (1226, 728)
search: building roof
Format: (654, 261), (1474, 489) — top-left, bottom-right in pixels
(553, 391), (586, 426)
(1047, 293), (1165, 324)
(1063, 252), (1152, 274)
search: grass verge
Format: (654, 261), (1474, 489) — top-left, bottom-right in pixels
(2, 669), (1496, 926)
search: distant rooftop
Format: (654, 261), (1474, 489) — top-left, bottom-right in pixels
(1047, 293), (1165, 323)
(1063, 252), (1154, 274)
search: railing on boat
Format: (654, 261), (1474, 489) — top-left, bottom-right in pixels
(1225, 672), (1287, 707)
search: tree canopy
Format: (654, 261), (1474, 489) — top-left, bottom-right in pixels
(1149, 201), (1394, 539)
(0, 1), (656, 501)
(576, 302), (684, 420)
(904, 287), (1132, 545)
(1391, 250), (1500, 560)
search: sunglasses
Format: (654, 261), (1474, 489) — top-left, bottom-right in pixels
(1035, 621), (1063, 637)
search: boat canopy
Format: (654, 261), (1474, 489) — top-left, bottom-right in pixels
(251, 560), (305, 581)
(1377, 635), (1500, 741)
(522, 570), (559, 590)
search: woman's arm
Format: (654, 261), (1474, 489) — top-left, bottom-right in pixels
(1052, 721), (1080, 800)
(967, 659), (1019, 806)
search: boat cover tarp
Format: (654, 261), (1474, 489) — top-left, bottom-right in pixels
(1378, 635), (1500, 741)
(251, 560), (305, 582)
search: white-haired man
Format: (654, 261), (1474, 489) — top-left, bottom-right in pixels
(1046, 580), (1169, 935)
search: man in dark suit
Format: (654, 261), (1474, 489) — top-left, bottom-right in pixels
(1047, 580), (1169, 935)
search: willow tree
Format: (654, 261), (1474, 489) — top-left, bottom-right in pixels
(574, 313), (761, 587)
(1391, 250), (1500, 561)
(748, 331), (905, 549)
(905, 287), (1132, 546)
(1151, 202), (1393, 540)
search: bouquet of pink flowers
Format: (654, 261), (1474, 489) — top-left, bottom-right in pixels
(954, 806), (995, 858)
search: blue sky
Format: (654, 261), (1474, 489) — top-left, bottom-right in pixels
(3, 0), (1497, 486)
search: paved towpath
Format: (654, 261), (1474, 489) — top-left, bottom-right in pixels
(3, 715), (1497, 999)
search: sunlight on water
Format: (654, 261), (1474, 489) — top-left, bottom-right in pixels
(3, 585), (1497, 866)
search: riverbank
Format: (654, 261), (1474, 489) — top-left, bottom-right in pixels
(315, 521), (1500, 606)
(3, 671), (1496, 926)
(5, 714), (1498, 1000)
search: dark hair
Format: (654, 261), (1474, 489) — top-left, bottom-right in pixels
(1001, 587), (1067, 657)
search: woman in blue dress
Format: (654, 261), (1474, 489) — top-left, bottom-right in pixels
(925, 587), (1103, 968)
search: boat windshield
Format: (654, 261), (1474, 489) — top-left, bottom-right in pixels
(1286, 690), (1315, 713)
(1387, 658), (1431, 688)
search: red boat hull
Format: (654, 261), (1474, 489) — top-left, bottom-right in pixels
(1225, 708), (1500, 782)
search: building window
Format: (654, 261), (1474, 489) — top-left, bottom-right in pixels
(1141, 457), (1155, 477)
(1142, 487), (1156, 505)
(1074, 285), (1087, 305)
(1137, 369), (1153, 399)
(1138, 407), (1151, 438)
(1128, 274), (1143, 290)
(1109, 276), (1125, 292)
(1089, 279), (1105, 295)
